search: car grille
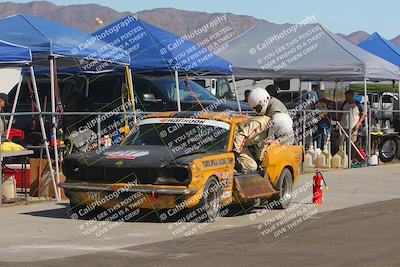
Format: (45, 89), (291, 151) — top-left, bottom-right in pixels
(80, 167), (159, 184)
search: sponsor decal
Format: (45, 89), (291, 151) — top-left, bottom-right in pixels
(105, 150), (149, 160)
(202, 158), (229, 168)
(139, 118), (230, 130)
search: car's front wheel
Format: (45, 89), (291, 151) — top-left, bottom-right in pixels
(197, 177), (222, 222)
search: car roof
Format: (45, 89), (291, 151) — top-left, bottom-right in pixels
(143, 111), (250, 124)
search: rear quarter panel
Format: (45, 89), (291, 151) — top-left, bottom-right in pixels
(262, 145), (303, 186)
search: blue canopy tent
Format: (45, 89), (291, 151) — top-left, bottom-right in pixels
(0, 15), (131, 201)
(0, 40), (32, 64)
(0, 14), (130, 66)
(0, 41), (59, 203)
(358, 33), (400, 107)
(92, 15), (236, 111)
(92, 15), (231, 74)
(359, 33), (400, 67)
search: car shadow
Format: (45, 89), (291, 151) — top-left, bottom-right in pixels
(21, 203), (257, 223)
(21, 203), (71, 219)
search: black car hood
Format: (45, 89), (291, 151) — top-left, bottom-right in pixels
(65, 145), (215, 169)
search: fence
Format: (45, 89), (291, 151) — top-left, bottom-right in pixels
(1, 108), (399, 170)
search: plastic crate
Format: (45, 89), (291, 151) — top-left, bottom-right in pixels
(3, 165), (30, 189)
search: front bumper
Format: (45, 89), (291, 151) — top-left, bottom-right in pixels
(59, 182), (197, 195)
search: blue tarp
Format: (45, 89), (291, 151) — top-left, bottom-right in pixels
(0, 14), (129, 66)
(358, 32), (400, 67)
(92, 15), (232, 74)
(0, 40), (31, 64)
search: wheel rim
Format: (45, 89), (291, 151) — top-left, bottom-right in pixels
(205, 182), (220, 219)
(381, 139), (396, 159)
(281, 174), (292, 203)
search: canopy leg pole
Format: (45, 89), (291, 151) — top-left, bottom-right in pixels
(6, 74), (23, 139)
(299, 79), (305, 148)
(364, 76), (369, 164)
(125, 67), (137, 123)
(175, 70), (181, 112)
(232, 75), (241, 113)
(50, 58), (61, 202)
(30, 66), (59, 201)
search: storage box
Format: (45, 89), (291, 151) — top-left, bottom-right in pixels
(29, 158), (66, 200)
(3, 164), (30, 189)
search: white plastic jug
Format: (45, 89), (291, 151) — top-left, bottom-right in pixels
(2, 176), (17, 200)
(331, 144), (344, 168)
(304, 143), (316, 168)
(370, 153), (379, 166)
(317, 143), (331, 168)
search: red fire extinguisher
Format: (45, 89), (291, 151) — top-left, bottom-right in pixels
(313, 171), (328, 205)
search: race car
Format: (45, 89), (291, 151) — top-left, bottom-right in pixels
(59, 112), (303, 221)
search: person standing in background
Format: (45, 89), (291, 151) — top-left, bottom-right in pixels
(314, 91), (335, 149)
(338, 90), (366, 145)
(0, 93), (9, 135)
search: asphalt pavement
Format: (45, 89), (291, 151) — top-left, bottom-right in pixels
(0, 163), (399, 266)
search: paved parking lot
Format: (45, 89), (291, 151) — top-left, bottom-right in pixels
(0, 163), (399, 265)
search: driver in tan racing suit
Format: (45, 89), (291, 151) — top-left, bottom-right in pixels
(233, 115), (272, 173)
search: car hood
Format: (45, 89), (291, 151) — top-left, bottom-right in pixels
(64, 145), (221, 169)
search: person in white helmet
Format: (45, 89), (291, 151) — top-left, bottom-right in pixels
(248, 87), (288, 117)
(248, 87), (293, 144)
(232, 88), (294, 173)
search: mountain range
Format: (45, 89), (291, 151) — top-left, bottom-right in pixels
(0, 1), (399, 47)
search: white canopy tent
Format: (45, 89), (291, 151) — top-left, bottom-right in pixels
(219, 22), (400, 159)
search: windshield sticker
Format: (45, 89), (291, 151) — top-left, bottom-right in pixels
(138, 118), (230, 130)
(105, 150), (149, 159)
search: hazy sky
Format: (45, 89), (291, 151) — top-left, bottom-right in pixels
(3, 0), (399, 39)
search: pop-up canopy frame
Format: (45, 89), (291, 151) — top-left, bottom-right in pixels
(0, 40), (59, 203)
(92, 15), (235, 111)
(0, 15), (132, 201)
(219, 22), (400, 157)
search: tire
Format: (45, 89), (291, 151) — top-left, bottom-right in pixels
(197, 177), (222, 222)
(379, 136), (398, 163)
(395, 137), (400, 160)
(270, 168), (293, 209)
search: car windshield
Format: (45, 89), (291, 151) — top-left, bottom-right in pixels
(123, 118), (230, 155)
(152, 79), (217, 102)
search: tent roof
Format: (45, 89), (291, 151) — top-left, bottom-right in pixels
(0, 40), (31, 64)
(0, 14), (129, 66)
(219, 23), (399, 81)
(92, 15), (232, 74)
(358, 32), (400, 67)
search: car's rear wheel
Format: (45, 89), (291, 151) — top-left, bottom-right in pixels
(198, 177), (222, 222)
(270, 168), (293, 209)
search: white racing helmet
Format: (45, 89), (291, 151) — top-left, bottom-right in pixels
(270, 113), (294, 144)
(248, 87), (270, 115)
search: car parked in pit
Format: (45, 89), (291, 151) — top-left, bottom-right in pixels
(59, 112), (303, 221)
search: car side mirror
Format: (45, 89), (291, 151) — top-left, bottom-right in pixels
(142, 93), (162, 103)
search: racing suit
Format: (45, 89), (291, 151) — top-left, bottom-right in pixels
(233, 115), (271, 173)
(265, 97), (288, 117)
(265, 97), (294, 145)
